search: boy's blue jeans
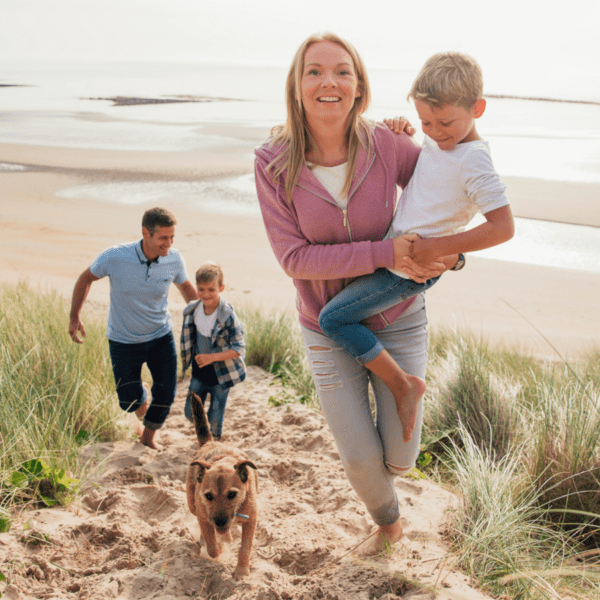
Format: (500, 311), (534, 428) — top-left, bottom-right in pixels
(108, 332), (177, 430)
(318, 268), (440, 364)
(184, 378), (230, 438)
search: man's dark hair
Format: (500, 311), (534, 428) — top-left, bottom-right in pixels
(142, 207), (177, 234)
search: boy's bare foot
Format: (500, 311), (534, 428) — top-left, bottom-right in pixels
(394, 375), (426, 443)
(140, 427), (162, 450)
(135, 382), (151, 421)
(363, 351), (425, 443)
(356, 519), (403, 556)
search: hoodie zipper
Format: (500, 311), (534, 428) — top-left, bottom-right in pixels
(297, 184), (354, 240)
(295, 148), (377, 240)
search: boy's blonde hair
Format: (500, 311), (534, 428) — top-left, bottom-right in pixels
(195, 261), (224, 287)
(267, 32), (373, 203)
(408, 52), (483, 110)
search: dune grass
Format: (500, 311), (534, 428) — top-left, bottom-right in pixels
(441, 426), (599, 598)
(3, 283), (600, 597)
(0, 283), (128, 515)
(424, 333), (600, 598)
(240, 303), (600, 597)
(238, 305), (317, 406)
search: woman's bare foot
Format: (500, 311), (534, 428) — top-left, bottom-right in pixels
(135, 382), (151, 421)
(140, 427), (161, 450)
(393, 375), (426, 443)
(356, 519), (403, 556)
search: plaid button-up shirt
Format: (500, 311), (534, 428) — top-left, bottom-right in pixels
(180, 298), (246, 388)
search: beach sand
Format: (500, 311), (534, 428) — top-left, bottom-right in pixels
(0, 368), (499, 600)
(2, 136), (599, 359)
(1, 132), (599, 599)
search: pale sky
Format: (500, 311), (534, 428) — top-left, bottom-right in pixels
(2, 0), (599, 98)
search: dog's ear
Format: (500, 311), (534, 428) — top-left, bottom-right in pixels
(235, 460), (257, 483)
(190, 460), (212, 483)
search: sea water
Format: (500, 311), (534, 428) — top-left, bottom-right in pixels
(2, 59), (600, 273)
(3, 58), (600, 182)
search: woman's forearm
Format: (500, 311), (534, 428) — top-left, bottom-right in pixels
(255, 160), (394, 280)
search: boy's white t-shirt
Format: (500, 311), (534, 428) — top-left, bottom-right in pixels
(193, 305), (218, 337)
(386, 135), (509, 277)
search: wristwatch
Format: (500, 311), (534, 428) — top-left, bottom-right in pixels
(450, 253), (466, 271)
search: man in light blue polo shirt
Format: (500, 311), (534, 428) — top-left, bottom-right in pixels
(69, 207), (198, 450)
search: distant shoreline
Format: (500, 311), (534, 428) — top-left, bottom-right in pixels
(487, 93), (600, 106)
(1, 141), (600, 228)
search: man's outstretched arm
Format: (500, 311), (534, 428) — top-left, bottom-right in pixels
(69, 267), (100, 343)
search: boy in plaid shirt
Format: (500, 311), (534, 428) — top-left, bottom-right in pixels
(180, 261), (246, 439)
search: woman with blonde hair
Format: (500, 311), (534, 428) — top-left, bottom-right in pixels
(254, 32), (460, 552)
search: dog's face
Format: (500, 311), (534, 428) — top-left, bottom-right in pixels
(191, 457), (256, 534)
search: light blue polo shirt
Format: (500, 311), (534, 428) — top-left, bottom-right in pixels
(91, 240), (188, 344)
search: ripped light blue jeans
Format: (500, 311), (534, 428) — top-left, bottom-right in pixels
(301, 294), (428, 526)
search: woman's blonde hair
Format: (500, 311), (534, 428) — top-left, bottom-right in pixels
(267, 32), (372, 203)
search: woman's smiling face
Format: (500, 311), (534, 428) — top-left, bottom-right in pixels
(300, 40), (361, 126)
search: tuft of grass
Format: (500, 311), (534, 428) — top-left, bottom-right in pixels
(426, 328), (600, 598)
(442, 424), (599, 599)
(424, 335), (523, 458)
(582, 348), (600, 388)
(525, 374), (600, 544)
(238, 305), (317, 406)
(0, 282), (128, 511)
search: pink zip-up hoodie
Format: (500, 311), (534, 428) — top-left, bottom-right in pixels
(254, 123), (421, 333)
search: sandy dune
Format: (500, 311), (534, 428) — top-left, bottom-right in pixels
(0, 368), (495, 600)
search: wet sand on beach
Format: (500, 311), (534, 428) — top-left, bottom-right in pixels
(2, 138), (599, 358)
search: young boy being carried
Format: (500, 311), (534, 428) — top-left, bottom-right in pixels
(180, 261), (246, 440)
(318, 51), (515, 443)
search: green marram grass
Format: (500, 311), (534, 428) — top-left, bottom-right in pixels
(424, 331), (600, 598)
(237, 305), (317, 406)
(0, 282), (128, 513)
(3, 283), (600, 598)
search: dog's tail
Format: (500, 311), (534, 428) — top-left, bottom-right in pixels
(189, 391), (213, 447)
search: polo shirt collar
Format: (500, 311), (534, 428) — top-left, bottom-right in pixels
(135, 239), (162, 264)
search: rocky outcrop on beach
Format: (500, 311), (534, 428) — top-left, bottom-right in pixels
(84, 95), (239, 106)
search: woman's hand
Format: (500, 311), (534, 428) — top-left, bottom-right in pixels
(393, 235), (452, 282)
(383, 116), (416, 137)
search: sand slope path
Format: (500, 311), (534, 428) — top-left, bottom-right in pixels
(0, 367), (494, 600)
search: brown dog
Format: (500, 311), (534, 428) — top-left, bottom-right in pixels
(185, 392), (258, 579)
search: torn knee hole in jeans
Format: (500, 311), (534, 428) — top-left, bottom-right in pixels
(316, 380), (343, 391)
(308, 346), (336, 372)
(313, 369), (342, 390)
(308, 345), (332, 353)
(386, 461), (411, 474)
(307, 346), (343, 390)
